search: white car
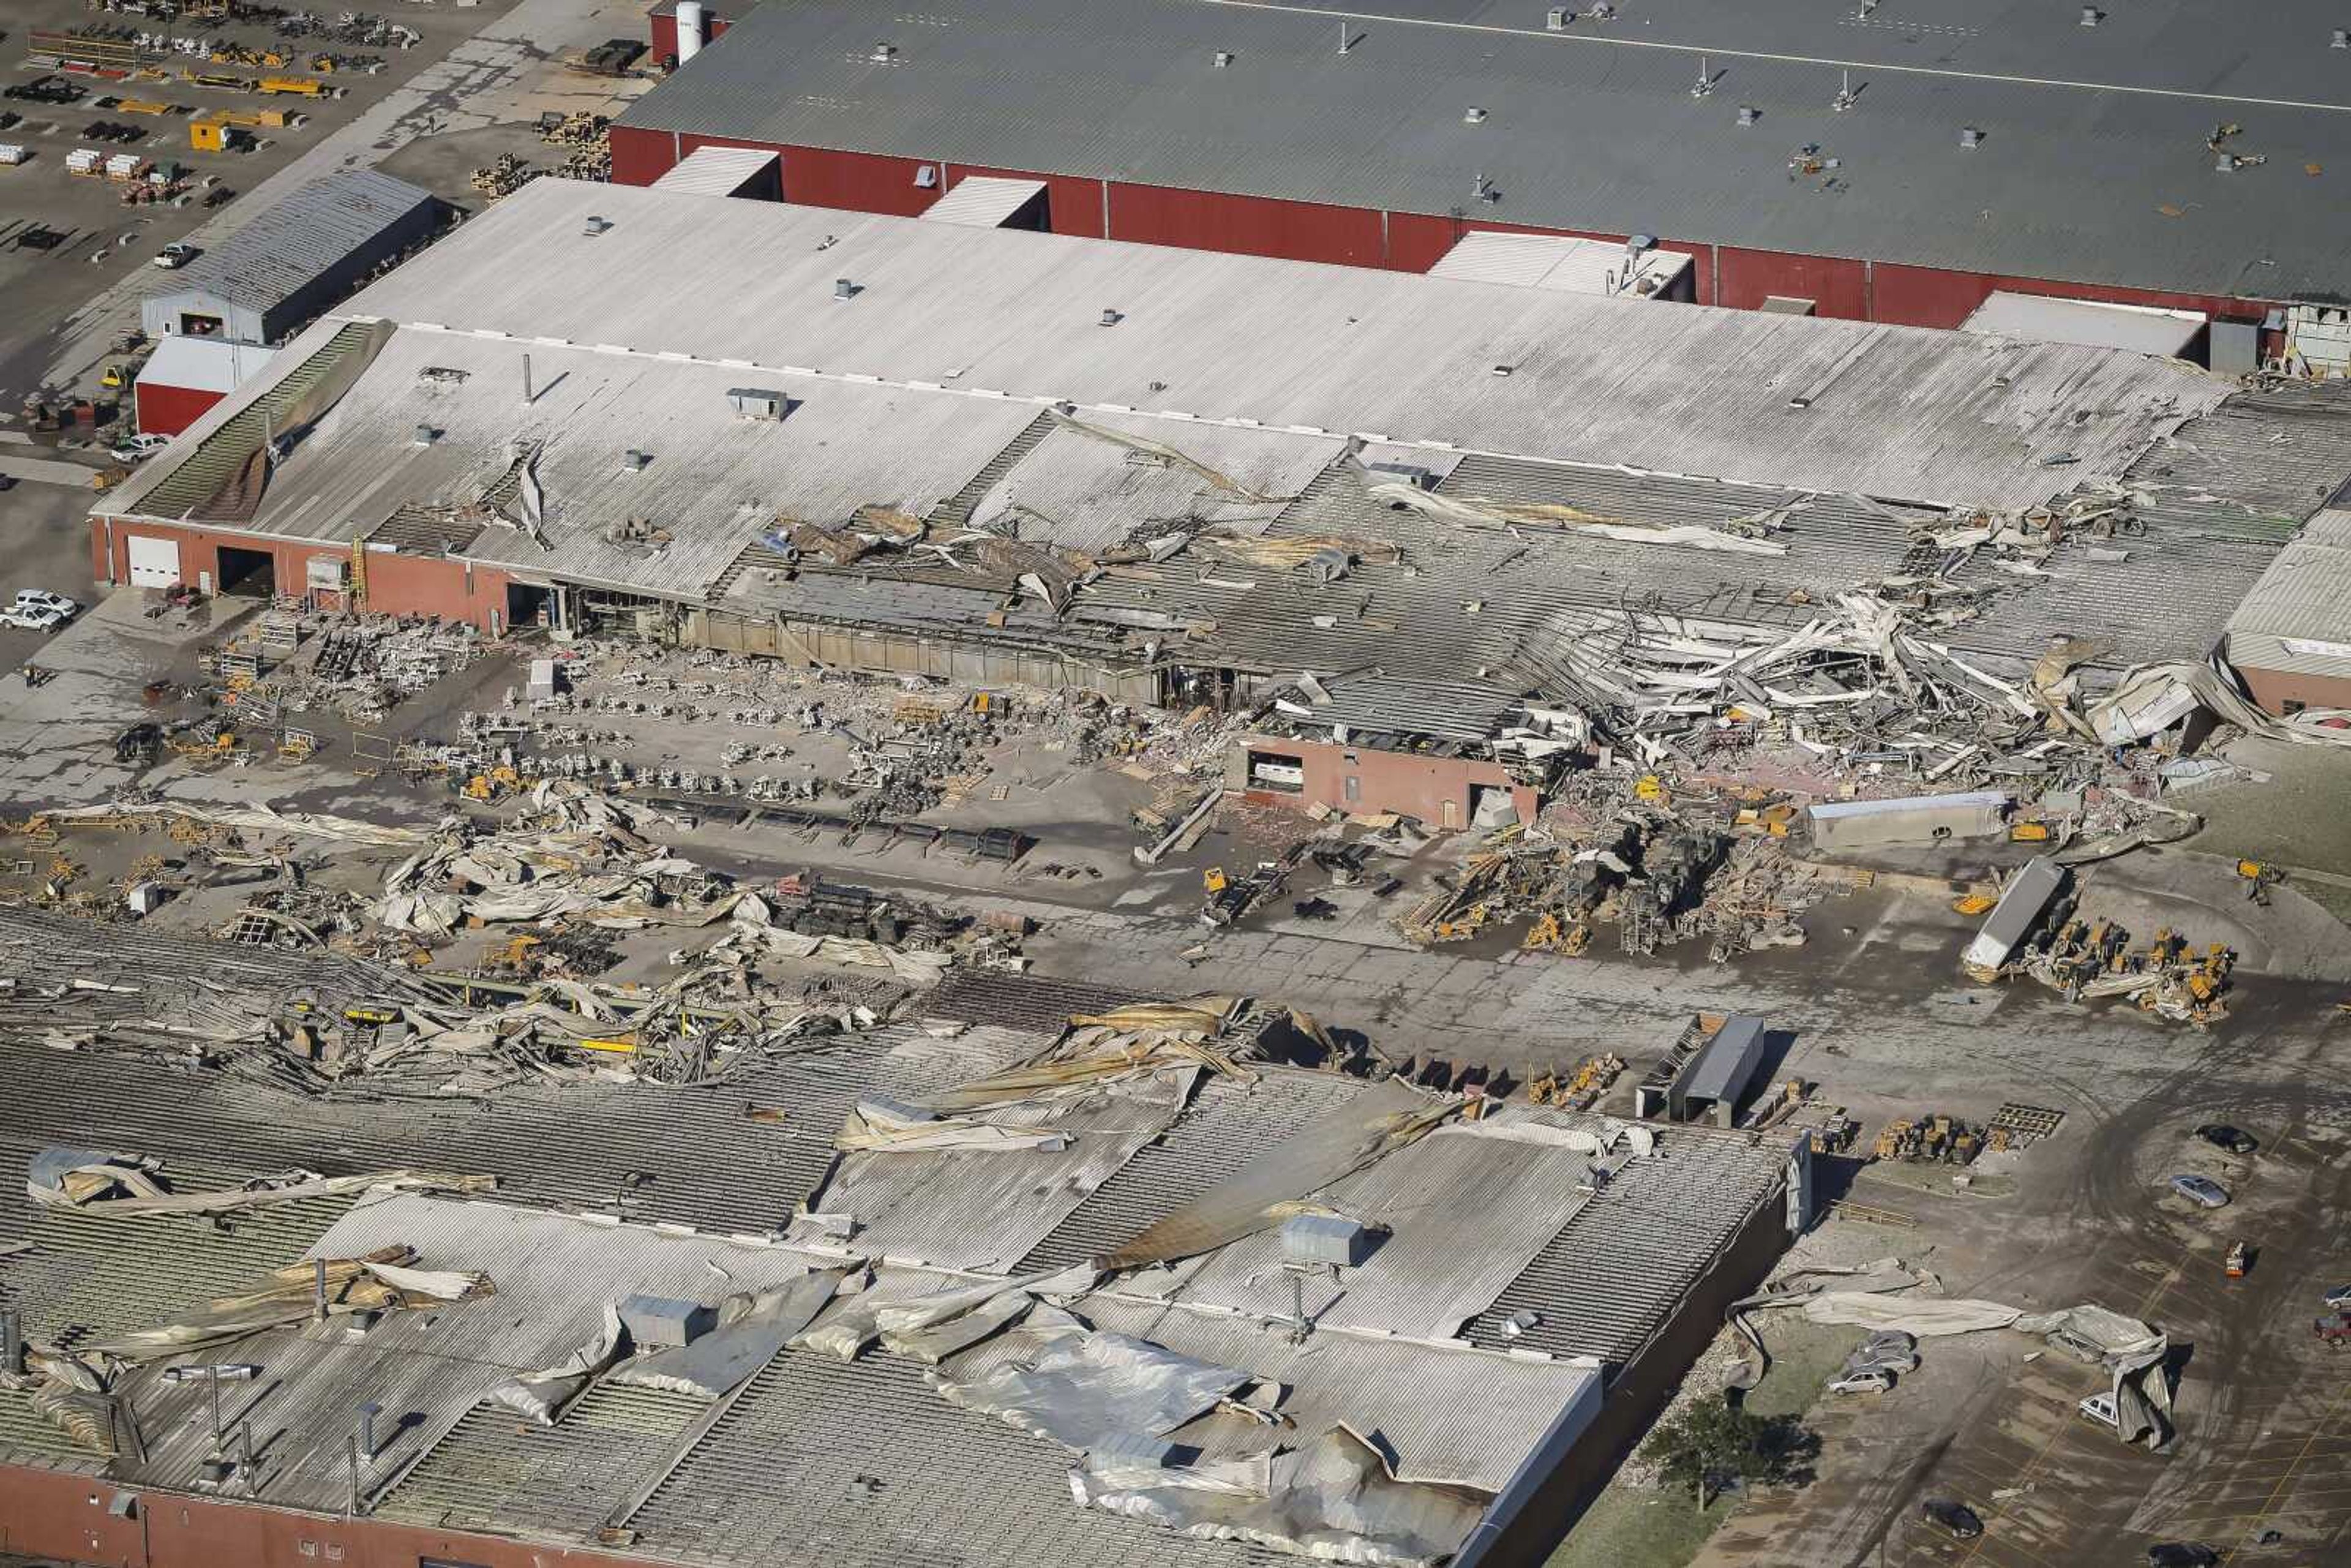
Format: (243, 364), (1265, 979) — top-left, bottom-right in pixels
(0, 605), (69, 632)
(13, 590), (79, 620)
(2079, 1392), (2119, 1430)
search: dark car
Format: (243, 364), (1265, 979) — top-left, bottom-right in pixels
(2145, 1545), (2218, 1567)
(1921, 1499), (1982, 1540)
(2194, 1123), (2257, 1155)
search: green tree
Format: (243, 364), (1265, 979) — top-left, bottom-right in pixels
(1640, 1395), (1817, 1511)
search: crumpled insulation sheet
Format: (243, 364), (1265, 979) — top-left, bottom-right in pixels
(1071, 1426), (1483, 1568)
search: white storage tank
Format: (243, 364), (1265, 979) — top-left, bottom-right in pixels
(675, 0), (706, 64)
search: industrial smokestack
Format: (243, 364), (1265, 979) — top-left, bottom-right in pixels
(359, 1400), (383, 1461)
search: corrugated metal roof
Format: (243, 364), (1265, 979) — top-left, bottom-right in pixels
(616, 0), (2351, 302)
(2224, 508), (2351, 677)
(921, 174), (1048, 226)
(148, 169), (434, 319)
(329, 179), (2229, 513)
(651, 143), (780, 196)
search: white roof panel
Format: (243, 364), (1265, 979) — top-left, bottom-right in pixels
(1430, 231), (1692, 299)
(920, 175), (1048, 227)
(135, 334), (277, 396)
(1962, 291), (2206, 359)
(650, 143), (778, 197)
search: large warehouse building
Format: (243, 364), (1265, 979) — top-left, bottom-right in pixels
(0, 929), (1805, 1568)
(86, 176), (2350, 752)
(609, 0), (2351, 351)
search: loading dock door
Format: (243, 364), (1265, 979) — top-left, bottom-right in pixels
(126, 535), (181, 588)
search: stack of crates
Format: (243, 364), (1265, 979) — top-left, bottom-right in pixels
(66, 148), (103, 177)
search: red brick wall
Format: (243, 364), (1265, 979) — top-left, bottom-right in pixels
(132, 381), (225, 438)
(2238, 665), (2351, 717)
(86, 519), (509, 632)
(1239, 733), (1536, 828)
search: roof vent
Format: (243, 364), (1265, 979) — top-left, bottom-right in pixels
(1098, 307), (1122, 327)
(834, 277), (857, 301)
(913, 164), (937, 188)
(1960, 126), (1984, 149)
(622, 449), (652, 472)
(1464, 105), (1488, 124)
(582, 215), (612, 236)
(1547, 8), (1570, 31)
(2079, 6), (2102, 25)
(869, 40), (897, 62)
(2334, 28), (2349, 48)
(1213, 50), (1232, 67)
(1737, 103), (1759, 127)
(1281, 1214), (1375, 1268)
(413, 424), (438, 446)
(619, 1294), (715, 1349)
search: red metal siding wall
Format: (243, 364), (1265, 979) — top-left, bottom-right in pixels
(1713, 246), (1872, 319)
(648, 7), (730, 59)
(766, 142), (938, 217)
(1240, 734), (1536, 828)
(609, 122), (679, 185)
(132, 381), (224, 438)
(1869, 260), (2264, 330)
(1107, 183), (1389, 268)
(91, 519), (348, 602)
(2238, 666), (2351, 717)
(599, 131), (2279, 326)
(947, 163), (1108, 239)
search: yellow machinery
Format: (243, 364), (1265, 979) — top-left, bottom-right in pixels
(257, 76), (328, 97)
(99, 364), (126, 389)
(182, 67), (250, 90)
(2009, 822), (2052, 842)
(1202, 866), (1228, 895)
(1633, 774), (1669, 805)
(1951, 890), (1998, 916)
(2237, 859), (2285, 905)
(1522, 910), (1592, 955)
(115, 99), (173, 117)
(463, 765), (524, 801)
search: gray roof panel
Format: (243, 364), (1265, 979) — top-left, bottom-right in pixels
(618, 0), (2351, 302)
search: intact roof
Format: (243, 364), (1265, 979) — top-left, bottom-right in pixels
(146, 168), (434, 319)
(2224, 509), (2351, 679)
(1962, 293), (2208, 358)
(618, 0), (2351, 302)
(290, 179), (2228, 512)
(134, 335), (277, 397)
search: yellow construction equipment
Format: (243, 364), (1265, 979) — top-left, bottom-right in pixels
(1202, 866), (1228, 895)
(1633, 774), (1670, 804)
(2009, 822), (2052, 842)
(1951, 890), (1998, 916)
(181, 68), (250, 90)
(115, 99), (173, 116)
(99, 364), (126, 390)
(257, 75), (328, 97)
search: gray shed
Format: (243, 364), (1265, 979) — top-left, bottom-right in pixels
(142, 170), (441, 347)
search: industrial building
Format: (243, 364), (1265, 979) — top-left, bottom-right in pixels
(132, 171), (441, 435)
(0, 918), (1806, 1568)
(84, 176), (2351, 818)
(610, 0), (2351, 350)
(2222, 509), (2351, 715)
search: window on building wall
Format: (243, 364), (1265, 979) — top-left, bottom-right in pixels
(2283, 699), (2308, 715)
(1344, 776), (1360, 802)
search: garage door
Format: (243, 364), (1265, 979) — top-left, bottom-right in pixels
(127, 535), (181, 589)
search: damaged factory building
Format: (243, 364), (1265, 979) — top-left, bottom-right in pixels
(0, 947), (1812, 1568)
(85, 177), (2351, 835)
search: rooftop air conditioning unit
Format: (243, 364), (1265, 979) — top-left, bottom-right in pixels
(727, 387), (791, 421)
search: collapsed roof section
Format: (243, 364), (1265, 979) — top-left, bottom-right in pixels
(0, 962), (1799, 1568)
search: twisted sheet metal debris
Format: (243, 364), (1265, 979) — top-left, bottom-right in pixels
(26, 1148), (495, 1218)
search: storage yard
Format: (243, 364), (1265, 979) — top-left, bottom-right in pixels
(0, 7), (2348, 1568)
